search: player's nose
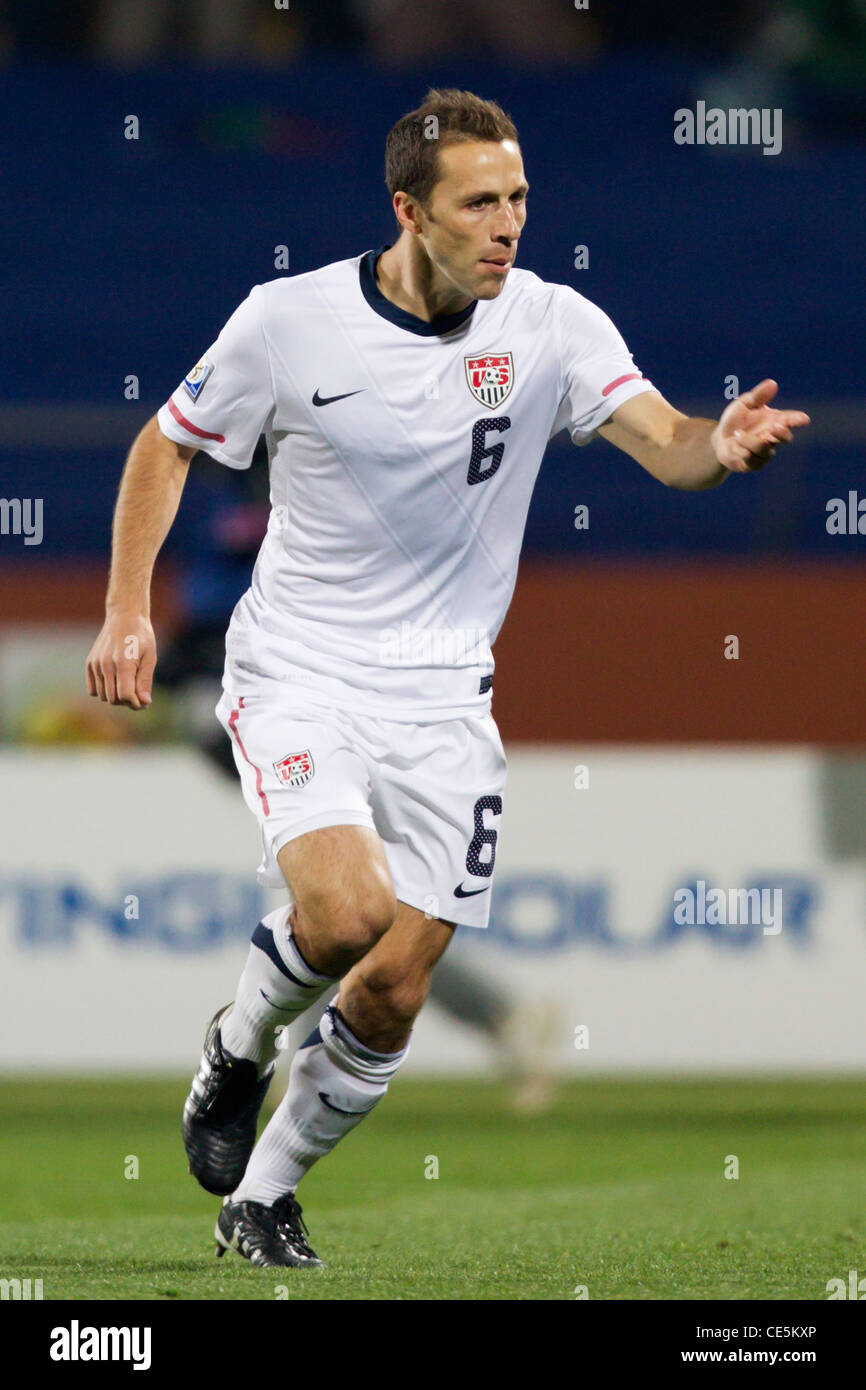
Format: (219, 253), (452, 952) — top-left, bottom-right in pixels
(492, 201), (521, 240)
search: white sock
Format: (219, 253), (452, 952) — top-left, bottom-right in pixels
(232, 1004), (409, 1205)
(220, 906), (336, 1074)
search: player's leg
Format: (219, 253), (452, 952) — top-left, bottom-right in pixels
(206, 701), (505, 1267)
(184, 823), (396, 1198)
(218, 899), (452, 1266)
(184, 691), (394, 1198)
(335, 897), (455, 1051)
(232, 899), (452, 1198)
(220, 823), (397, 1070)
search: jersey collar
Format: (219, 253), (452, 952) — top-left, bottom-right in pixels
(359, 246), (477, 337)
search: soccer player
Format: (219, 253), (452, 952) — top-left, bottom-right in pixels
(85, 88), (809, 1269)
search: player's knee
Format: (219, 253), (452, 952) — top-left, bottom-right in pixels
(351, 887), (399, 952)
(304, 882), (397, 956)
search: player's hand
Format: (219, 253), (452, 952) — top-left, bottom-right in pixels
(85, 612), (157, 710)
(711, 379), (810, 473)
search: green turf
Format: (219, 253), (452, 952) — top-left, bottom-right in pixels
(1, 1076), (864, 1300)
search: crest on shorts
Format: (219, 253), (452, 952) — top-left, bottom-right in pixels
(464, 351), (514, 408)
(274, 750), (315, 789)
(183, 356), (214, 402)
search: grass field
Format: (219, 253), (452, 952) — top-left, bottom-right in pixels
(1, 1075), (865, 1301)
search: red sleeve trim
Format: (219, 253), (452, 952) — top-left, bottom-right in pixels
(167, 396), (226, 443)
(601, 373), (645, 397)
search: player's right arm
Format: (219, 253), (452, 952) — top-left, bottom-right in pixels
(85, 417), (197, 710)
(87, 285), (275, 709)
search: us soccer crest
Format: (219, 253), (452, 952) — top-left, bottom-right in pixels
(274, 750), (315, 789)
(464, 351), (514, 408)
(183, 356), (214, 402)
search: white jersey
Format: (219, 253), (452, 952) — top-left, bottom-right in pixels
(158, 248), (655, 720)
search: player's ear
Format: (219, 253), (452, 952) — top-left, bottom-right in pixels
(393, 191), (425, 236)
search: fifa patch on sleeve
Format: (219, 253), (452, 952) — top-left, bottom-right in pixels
(183, 356), (214, 402)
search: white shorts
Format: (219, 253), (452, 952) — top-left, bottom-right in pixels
(215, 688), (507, 928)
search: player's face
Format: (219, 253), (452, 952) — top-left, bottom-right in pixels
(421, 139), (528, 301)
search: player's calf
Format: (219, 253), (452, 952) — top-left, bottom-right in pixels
(338, 961), (430, 1054)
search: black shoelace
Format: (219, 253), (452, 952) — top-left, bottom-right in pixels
(271, 1195), (314, 1252)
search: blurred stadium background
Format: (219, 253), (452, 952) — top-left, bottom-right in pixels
(2, 0), (866, 1300)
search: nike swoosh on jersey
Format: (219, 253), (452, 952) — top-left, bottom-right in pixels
(318, 1090), (377, 1117)
(454, 883), (490, 898)
(312, 388), (366, 407)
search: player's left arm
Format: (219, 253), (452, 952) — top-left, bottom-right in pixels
(597, 379), (810, 490)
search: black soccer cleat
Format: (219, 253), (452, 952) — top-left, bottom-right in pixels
(214, 1193), (324, 1268)
(182, 1004), (274, 1196)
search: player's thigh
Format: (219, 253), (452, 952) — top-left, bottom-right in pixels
(338, 899), (457, 1021)
(277, 824), (398, 944)
(216, 691), (387, 910)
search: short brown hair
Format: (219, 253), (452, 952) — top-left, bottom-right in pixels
(385, 88), (519, 209)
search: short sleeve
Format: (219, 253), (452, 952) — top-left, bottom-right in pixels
(552, 286), (656, 446)
(157, 285), (275, 468)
